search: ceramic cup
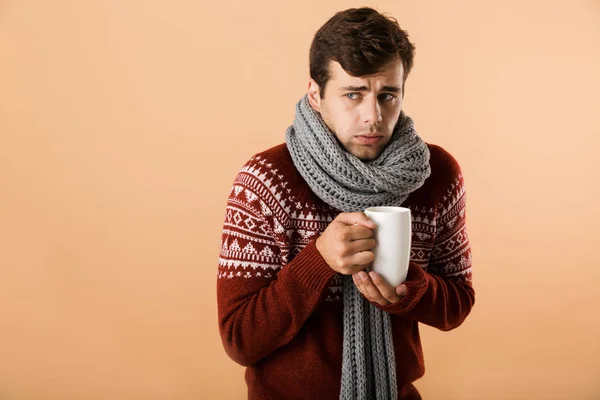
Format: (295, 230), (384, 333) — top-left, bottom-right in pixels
(364, 206), (412, 287)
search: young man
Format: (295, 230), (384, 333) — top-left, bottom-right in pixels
(217, 7), (474, 400)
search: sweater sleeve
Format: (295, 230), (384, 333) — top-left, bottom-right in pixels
(378, 168), (475, 331)
(217, 166), (336, 367)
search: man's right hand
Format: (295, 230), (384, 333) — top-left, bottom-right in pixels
(315, 212), (377, 275)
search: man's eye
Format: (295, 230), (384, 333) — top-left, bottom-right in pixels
(380, 93), (397, 101)
(346, 93), (360, 100)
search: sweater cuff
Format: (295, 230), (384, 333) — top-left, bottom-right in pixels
(281, 239), (337, 293)
(376, 262), (429, 315)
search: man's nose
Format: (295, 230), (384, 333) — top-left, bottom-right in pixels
(362, 97), (382, 125)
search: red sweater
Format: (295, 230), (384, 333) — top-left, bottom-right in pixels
(217, 143), (474, 400)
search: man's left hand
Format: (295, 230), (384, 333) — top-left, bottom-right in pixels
(352, 270), (407, 305)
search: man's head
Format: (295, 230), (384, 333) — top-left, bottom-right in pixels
(307, 8), (415, 161)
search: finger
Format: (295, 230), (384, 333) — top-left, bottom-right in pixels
(352, 273), (370, 301)
(345, 224), (375, 241)
(336, 225), (374, 243)
(347, 250), (375, 268)
(346, 238), (377, 255)
(369, 271), (401, 303)
(337, 212), (376, 229)
(359, 271), (389, 305)
(395, 284), (407, 297)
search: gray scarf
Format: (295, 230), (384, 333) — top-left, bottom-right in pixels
(285, 94), (431, 399)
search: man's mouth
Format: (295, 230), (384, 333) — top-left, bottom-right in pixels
(355, 134), (383, 144)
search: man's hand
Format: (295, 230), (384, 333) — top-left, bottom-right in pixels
(315, 212), (377, 275)
(353, 270), (407, 306)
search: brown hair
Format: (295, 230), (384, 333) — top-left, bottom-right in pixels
(309, 7), (415, 98)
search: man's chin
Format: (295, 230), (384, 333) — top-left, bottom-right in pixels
(349, 146), (383, 161)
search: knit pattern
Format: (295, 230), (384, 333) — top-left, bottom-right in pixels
(286, 94), (431, 212)
(286, 94), (432, 399)
(216, 144), (473, 400)
(340, 274), (398, 400)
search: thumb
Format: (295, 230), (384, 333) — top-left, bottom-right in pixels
(338, 212), (376, 229)
(395, 284), (407, 297)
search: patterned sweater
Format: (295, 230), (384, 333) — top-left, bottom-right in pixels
(217, 142), (474, 400)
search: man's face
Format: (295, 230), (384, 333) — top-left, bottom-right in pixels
(308, 58), (405, 161)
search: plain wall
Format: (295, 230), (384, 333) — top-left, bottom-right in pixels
(1, 1), (599, 399)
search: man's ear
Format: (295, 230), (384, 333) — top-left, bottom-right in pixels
(307, 79), (322, 112)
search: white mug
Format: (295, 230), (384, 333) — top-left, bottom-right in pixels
(364, 206), (412, 287)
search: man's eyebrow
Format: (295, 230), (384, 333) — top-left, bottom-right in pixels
(339, 85), (401, 92)
(381, 86), (401, 93)
(340, 85), (368, 92)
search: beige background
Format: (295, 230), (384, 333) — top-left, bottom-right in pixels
(1, 1), (599, 399)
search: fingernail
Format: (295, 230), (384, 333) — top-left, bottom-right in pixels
(359, 271), (368, 280)
(369, 271), (376, 280)
(396, 285), (406, 296)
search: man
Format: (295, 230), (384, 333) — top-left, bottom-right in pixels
(217, 7), (474, 400)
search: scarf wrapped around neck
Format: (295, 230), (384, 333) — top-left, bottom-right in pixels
(285, 94), (431, 399)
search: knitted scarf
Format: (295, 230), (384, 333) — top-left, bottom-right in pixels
(285, 94), (431, 399)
